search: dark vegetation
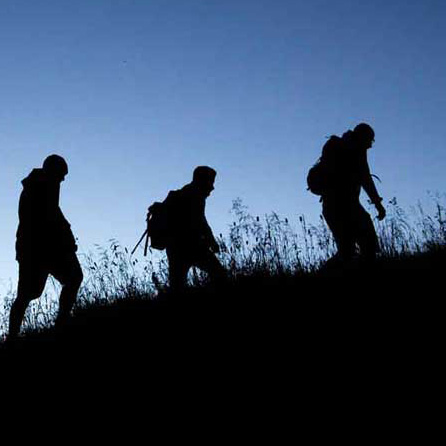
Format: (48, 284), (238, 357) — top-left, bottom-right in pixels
(1, 197), (444, 408)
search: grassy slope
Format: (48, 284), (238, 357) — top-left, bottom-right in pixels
(2, 250), (442, 433)
(2, 249), (443, 367)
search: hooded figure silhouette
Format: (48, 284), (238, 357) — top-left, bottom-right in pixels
(8, 155), (83, 340)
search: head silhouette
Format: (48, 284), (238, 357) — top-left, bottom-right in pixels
(192, 166), (216, 197)
(353, 123), (375, 149)
(43, 154), (68, 182)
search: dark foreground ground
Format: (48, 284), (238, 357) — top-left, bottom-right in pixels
(1, 250), (443, 435)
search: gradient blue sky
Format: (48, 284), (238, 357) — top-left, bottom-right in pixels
(1, 0), (445, 294)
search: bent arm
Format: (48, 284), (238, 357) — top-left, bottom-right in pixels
(360, 155), (382, 205)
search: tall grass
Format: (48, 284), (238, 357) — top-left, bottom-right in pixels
(218, 197), (334, 276)
(1, 194), (445, 338)
(376, 195), (446, 256)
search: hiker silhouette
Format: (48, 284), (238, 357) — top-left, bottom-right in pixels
(8, 155), (83, 340)
(315, 123), (386, 263)
(163, 166), (225, 291)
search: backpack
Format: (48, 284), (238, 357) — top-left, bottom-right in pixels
(146, 190), (181, 250)
(307, 135), (343, 196)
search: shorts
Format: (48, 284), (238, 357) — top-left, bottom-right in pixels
(17, 252), (83, 301)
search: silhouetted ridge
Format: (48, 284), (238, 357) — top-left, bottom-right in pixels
(2, 249), (443, 376)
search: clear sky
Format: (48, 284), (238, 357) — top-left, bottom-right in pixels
(1, 0), (446, 294)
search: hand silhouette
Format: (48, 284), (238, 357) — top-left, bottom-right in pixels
(375, 202), (386, 221)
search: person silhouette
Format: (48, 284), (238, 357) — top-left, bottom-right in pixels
(8, 155), (83, 340)
(163, 166), (225, 291)
(320, 123), (386, 264)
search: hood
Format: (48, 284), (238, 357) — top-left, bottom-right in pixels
(21, 168), (48, 189)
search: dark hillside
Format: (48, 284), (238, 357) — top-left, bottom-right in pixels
(2, 249), (443, 382)
(1, 249), (442, 436)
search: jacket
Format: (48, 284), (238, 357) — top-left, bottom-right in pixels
(15, 168), (77, 261)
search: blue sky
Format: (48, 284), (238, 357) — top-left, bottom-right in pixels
(1, 0), (446, 294)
